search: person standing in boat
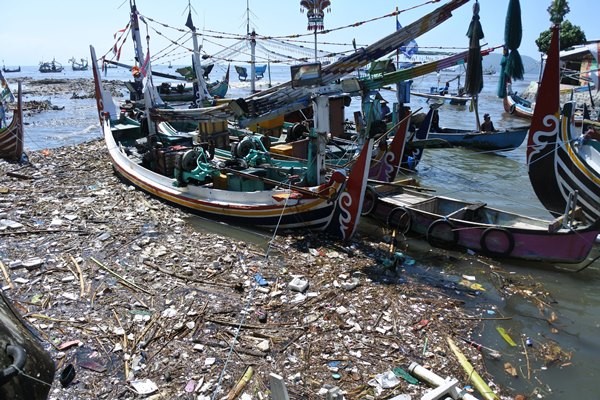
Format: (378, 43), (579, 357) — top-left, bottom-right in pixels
(481, 113), (497, 132)
(380, 99), (391, 122)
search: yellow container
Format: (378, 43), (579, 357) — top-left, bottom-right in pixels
(212, 173), (229, 189)
(270, 144), (293, 156)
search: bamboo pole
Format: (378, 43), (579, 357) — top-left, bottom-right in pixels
(447, 336), (499, 400)
(0, 260), (14, 289)
(226, 365), (254, 400)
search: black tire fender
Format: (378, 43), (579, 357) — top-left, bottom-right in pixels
(386, 206), (411, 234)
(361, 186), (379, 216)
(426, 219), (458, 248)
(480, 227), (515, 256)
(236, 137), (256, 158)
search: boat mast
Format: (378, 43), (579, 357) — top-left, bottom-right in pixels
(246, 0), (257, 93)
(186, 1), (212, 104)
(130, 1), (145, 69)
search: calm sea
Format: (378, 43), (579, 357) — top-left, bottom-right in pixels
(5, 63), (600, 399)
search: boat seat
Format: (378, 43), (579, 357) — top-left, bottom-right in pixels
(465, 202), (486, 211)
(447, 202), (486, 221)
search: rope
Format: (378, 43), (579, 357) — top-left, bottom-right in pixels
(12, 365), (53, 387)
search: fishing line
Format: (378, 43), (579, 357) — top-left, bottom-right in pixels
(211, 181), (294, 399)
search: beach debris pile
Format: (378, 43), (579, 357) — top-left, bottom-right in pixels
(0, 140), (544, 399)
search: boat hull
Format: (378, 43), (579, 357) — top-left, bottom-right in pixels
(428, 126), (528, 152)
(526, 25), (600, 222)
(369, 191), (599, 264)
(0, 82), (24, 161)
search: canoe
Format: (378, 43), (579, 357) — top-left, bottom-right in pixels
(365, 188), (600, 264)
(427, 126), (528, 152)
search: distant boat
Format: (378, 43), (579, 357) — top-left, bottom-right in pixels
(39, 58), (64, 73)
(2, 64), (20, 73)
(483, 65), (496, 75)
(168, 61), (173, 68)
(69, 57), (89, 71)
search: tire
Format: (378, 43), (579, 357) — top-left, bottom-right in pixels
(426, 219), (458, 248)
(361, 186), (379, 216)
(509, 104), (516, 114)
(386, 207), (411, 234)
(236, 137), (256, 158)
(480, 227), (515, 256)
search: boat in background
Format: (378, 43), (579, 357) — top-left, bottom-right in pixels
(423, 107), (528, 152)
(69, 57), (89, 71)
(364, 187), (600, 264)
(0, 72), (24, 161)
(427, 109), (528, 152)
(2, 64), (20, 73)
(527, 24), (600, 223)
(39, 58), (64, 73)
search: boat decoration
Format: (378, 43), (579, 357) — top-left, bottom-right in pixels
(0, 71), (24, 161)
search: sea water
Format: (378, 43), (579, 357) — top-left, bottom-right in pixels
(5, 64), (600, 399)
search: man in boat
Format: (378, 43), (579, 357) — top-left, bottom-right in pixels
(584, 126), (600, 141)
(481, 113), (497, 133)
(380, 99), (391, 122)
(439, 81), (450, 95)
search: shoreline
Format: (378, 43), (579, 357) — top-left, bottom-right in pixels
(0, 140), (510, 399)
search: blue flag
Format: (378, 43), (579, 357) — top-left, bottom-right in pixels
(396, 20), (418, 59)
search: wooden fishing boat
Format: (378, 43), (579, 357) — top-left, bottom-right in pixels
(39, 58), (64, 73)
(527, 24), (600, 223)
(69, 57), (89, 71)
(2, 65), (20, 73)
(503, 86), (534, 119)
(410, 90), (470, 106)
(365, 188), (600, 264)
(0, 80), (24, 161)
(91, 46), (370, 238)
(427, 126), (528, 152)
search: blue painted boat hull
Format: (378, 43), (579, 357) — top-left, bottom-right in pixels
(427, 126), (529, 152)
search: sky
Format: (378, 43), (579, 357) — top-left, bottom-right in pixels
(0, 0), (597, 68)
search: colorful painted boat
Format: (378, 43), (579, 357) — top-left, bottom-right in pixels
(91, 46), (370, 239)
(527, 24), (600, 223)
(365, 188), (600, 264)
(0, 76), (24, 161)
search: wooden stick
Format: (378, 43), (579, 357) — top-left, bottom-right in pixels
(90, 257), (152, 295)
(521, 336), (531, 380)
(0, 260), (14, 289)
(226, 366), (254, 400)
(113, 309), (129, 379)
(69, 255), (86, 297)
